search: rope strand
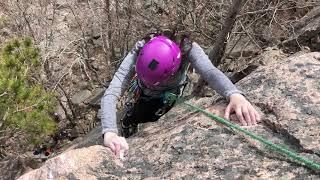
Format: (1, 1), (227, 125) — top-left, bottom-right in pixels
(182, 101), (320, 170)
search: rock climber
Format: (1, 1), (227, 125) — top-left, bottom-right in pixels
(101, 31), (261, 157)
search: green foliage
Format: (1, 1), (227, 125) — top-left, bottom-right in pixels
(0, 38), (57, 145)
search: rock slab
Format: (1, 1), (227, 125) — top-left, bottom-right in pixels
(18, 52), (320, 179)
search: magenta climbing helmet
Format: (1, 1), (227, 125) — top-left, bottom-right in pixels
(135, 36), (182, 87)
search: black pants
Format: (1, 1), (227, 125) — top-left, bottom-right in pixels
(122, 94), (176, 127)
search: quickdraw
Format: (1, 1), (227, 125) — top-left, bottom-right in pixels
(128, 75), (142, 102)
(163, 92), (177, 106)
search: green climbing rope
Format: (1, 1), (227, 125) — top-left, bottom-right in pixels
(182, 101), (320, 170)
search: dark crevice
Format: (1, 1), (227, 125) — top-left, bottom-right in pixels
(255, 102), (320, 158)
(229, 64), (260, 83)
(250, 145), (314, 172)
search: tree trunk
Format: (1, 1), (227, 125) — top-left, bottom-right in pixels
(104, 0), (113, 63)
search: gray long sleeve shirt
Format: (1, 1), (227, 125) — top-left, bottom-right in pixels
(101, 41), (242, 135)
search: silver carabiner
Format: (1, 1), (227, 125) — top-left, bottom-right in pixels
(155, 108), (166, 116)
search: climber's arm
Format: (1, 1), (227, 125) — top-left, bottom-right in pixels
(101, 41), (144, 135)
(188, 42), (242, 98)
(188, 42), (260, 125)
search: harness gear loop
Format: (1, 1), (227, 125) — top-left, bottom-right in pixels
(128, 74), (141, 102)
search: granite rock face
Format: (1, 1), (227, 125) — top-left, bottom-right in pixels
(241, 52), (320, 155)
(18, 52), (320, 179)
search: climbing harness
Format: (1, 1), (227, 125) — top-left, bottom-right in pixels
(120, 75), (189, 138)
(155, 78), (189, 116)
(126, 72), (190, 116)
(155, 92), (178, 116)
(181, 101), (320, 171)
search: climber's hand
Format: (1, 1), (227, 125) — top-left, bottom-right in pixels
(224, 93), (261, 126)
(103, 132), (129, 158)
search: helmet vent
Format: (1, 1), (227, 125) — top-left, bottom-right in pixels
(148, 59), (159, 70)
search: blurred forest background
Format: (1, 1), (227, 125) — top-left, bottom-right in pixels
(0, 0), (319, 164)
